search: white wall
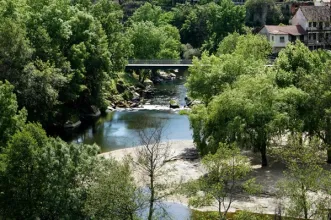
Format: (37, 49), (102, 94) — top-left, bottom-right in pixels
(271, 34), (290, 48)
(291, 9), (308, 30)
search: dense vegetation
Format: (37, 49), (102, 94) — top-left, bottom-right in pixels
(186, 37), (331, 218)
(2, 0), (331, 219)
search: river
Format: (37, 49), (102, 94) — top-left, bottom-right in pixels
(63, 71), (193, 153)
(61, 71), (193, 219)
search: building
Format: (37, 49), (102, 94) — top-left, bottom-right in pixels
(291, 6), (331, 49)
(259, 25), (307, 53)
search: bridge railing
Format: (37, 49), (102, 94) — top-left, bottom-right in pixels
(127, 59), (192, 65)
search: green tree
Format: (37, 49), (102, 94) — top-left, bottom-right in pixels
(0, 123), (101, 219)
(18, 60), (67, 125)
(0, 17), (33, 87)
(130, 2), (173, 26)
(245, 0), (284, 27)
(134, 117), (175, 220)
(274, 41), (331, 163)
(186, 52), (266, 104)
(274, 135), (331, 219)
(216, 32), (240, 55)
(187, 33), (271, 104)
(180, 1), (245, 52)
(189, 73), (306, 166)
(0, 81), (26, 147)
(183, 144), (260, 220)
(92, 0), (132, 72)
(84, 158), (144, 220)
(128, 21), (180, 59)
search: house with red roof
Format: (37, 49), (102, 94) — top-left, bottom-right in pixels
(291, 6), (331, 49)
(259, 25), (307, 53)
(259, 5), (331, 52)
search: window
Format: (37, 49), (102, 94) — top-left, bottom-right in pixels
(280, 36), (285, 43)
(309, 22), (312, 27)
(326, 22), (330, 27)
(272, 36), (274, 41)
(313, 33), (317, 40)
(309, 33), (312, 40)
(313, 22), (317, 27)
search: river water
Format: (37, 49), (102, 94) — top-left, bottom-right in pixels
(62, 71), (193, 219)
(64, 71), (193, 153)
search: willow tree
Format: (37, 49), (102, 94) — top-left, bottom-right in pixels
(189, 73), (306, 166)
(275, 41), (331, 163)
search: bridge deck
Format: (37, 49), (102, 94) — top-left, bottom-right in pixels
(125, 59), (193, 70)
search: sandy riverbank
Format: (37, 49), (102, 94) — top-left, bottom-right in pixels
(100, 140), (283, 215)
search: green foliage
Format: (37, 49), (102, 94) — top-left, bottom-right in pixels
(274, 135), (331, 219)
(217, 33), (272, 60)
(0, 0), (131, 126)
(19, 60), (67, 124)
(275, 41), (322, 88)
(188, 69), (307, 166)
(84, 158), (143, 219)
(187, 37), (309, 166)
(186, 51), (266, 104)
(275, 41), (331, 162)
(130, 2), (173, 26)
(178, 0), (245, 52)
(0, 123), (100, 218)
(127, 21), (180, 59)
(0, 122), (142, 219)
(181, 43), (200, 59)
(217, 32), (240, 55)
(0, 81), (26, 148)
(245, 0), (284, 27)
(183, 144), (260, 219)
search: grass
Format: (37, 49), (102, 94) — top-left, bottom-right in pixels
(191, 210), (301, 220)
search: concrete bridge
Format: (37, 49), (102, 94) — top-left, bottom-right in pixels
(125, 59), (193, 70)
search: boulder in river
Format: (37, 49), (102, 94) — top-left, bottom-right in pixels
(170, 99), (180, 109)
(64, 120), (81, 129)
(143, 79), (154, 86)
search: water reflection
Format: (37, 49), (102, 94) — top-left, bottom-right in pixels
(64, 70), (192, 152)
(68, 110), (192, 152)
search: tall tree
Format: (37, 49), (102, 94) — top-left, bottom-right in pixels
(180, 0), (245, 52)
(134, 117), (175, 220)
(183, 143), (260, 220)
(84, 158), (144, 220)
(274, 41), (331, 162)
(0, 81), (26, 148)
(274, 135), (331, 219)
(189, 73), (306, 166)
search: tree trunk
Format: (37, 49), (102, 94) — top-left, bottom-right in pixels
(301, 183), (308, 219)
(326, 118), (331, 163)
(327, 148), (331, 164)
(148, 174), (154, 220)
(137, 69), (142, 82)
(260, 142), (268, 167)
